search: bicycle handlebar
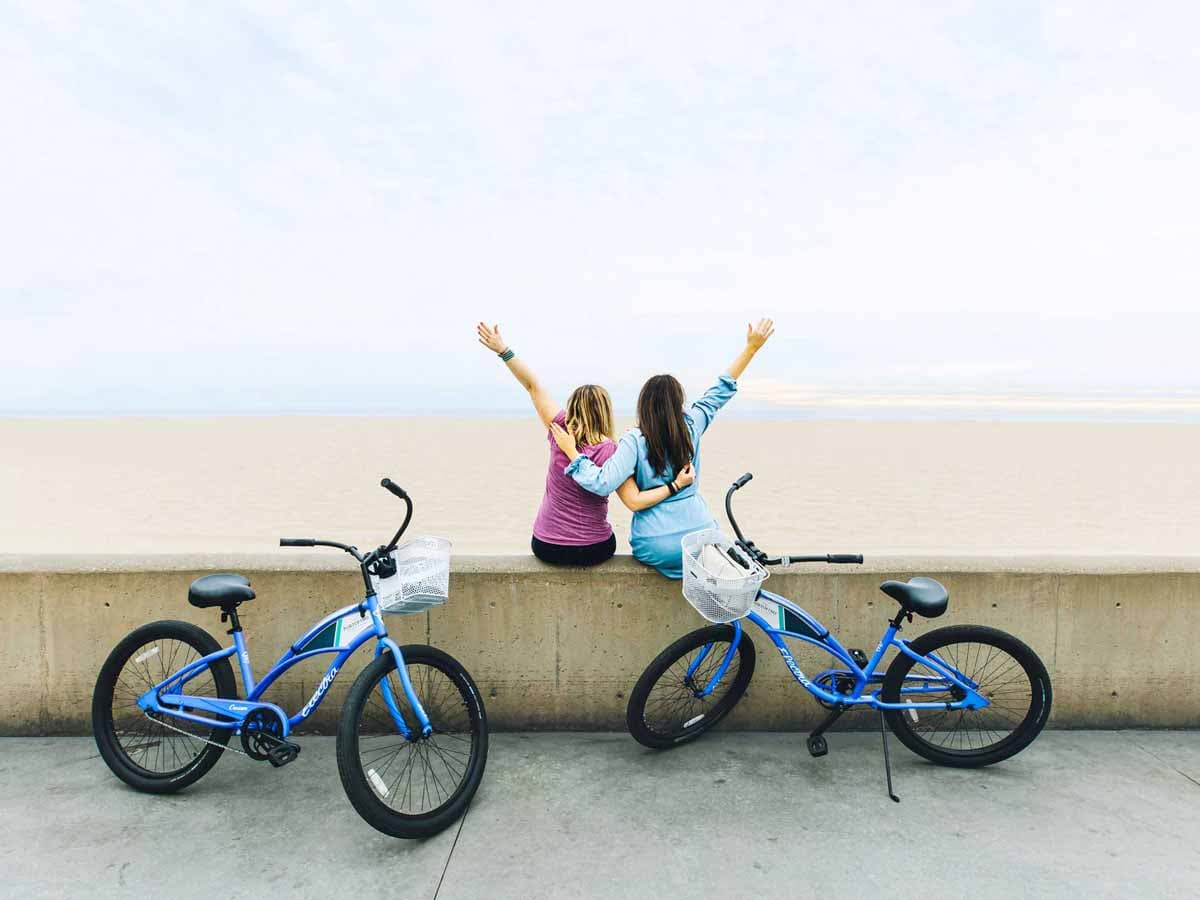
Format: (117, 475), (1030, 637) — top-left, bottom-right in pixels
(725, 474), (862, 567)
(278, 477), (414, 561)
(380, 478), (408, 500)
(380, 477), (414, 550)
(763, 553), (864, 566)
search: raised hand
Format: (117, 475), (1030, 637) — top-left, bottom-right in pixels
(746, 318), (775, 350)
(477, 322), (507, 354)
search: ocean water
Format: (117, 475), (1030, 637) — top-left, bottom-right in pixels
(2, 416), (1197, 557)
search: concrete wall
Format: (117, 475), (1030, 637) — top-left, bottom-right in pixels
(2, 553), (1198, 734)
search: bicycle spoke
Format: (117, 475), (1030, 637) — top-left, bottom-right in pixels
(642, 641), (741, 736)
(356, 660), (477, 817)
(899, 639), (1034, 755)
(109, 638), (223, 777)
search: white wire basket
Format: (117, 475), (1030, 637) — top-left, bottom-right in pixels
(372, 537), (451, 616)
(681, 528), (769, 623)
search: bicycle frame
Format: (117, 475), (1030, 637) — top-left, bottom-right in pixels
(693, 589), (989, 712)
(135, 592), (432, 740)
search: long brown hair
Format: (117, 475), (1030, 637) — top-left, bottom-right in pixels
(565, 384), (614, 448)
(637, 375), (693, 476)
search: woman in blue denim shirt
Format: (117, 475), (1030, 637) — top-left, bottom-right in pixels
(550, 319), (775, 578)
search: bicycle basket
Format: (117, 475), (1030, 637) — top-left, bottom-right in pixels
(681, 528), (768, 623)
(372, 537), (451, 615)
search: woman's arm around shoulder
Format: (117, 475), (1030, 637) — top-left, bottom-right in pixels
(550, 424), (639, 496)
(477, 321), (558, 427)
(615, 464), (695, 512)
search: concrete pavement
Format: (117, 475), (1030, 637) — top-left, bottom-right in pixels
(2, 731), (1198, 899)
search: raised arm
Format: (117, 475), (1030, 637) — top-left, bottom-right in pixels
(477, 322), (558, 427)
(726, 318), (775, 380)
(551, 425), (638, 496)
(614, 464), (694, 512)
(689, 318), (775, 433)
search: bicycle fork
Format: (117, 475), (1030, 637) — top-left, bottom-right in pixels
(686, 620), (743, 698)
(375, 638), (433, 739)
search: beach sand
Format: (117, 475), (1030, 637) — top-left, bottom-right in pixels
(2, 416), (1197, 557)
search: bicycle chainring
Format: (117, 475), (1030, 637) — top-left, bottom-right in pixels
(815, 672), (858, 710)
(240, 707), (286, 760)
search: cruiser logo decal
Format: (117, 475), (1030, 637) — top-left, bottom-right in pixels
(301, 666), (339, 717)
(775, 645), (812, 687)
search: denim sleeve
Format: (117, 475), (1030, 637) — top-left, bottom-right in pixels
(687, 374), (738, 435)
(564, 431), (639, 496)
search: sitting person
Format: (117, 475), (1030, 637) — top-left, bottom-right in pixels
(551, 319), (774, 577)
(476, 322), (692, 566)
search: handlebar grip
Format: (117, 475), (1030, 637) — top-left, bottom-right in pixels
(732, 472), (753, 489)
(827, 554), (864, 564)
(280, 538), (315, 547)
(380, 477), (409, 500)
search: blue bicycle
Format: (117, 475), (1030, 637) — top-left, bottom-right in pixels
(626, 473), (1052, 801)
(92, 478), (487, 838)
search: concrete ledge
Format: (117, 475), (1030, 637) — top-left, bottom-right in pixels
(5, 552), (1200, 575)
(3, 554), (1199, 734)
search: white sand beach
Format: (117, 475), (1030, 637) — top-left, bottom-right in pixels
(2, 416), (1197, 558)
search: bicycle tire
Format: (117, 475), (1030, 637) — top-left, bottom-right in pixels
(882, 624), (1051, 768)
(92, 620), (238, 793)
(626, 624), (756, 749)
(336, 645), (488, 839)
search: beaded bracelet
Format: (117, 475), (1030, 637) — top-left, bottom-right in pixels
(499, 348), (515, 362)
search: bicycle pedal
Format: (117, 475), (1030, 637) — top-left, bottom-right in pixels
(266, 740), (301, 768)
(806, 734), (829, 758)
(848, 648), (869, 667)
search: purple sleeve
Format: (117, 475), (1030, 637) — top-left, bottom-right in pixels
(587, 439), (619, 466)
(546, 410), (566, 446)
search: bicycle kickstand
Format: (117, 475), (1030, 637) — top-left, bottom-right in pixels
(878, 710), (900, 803)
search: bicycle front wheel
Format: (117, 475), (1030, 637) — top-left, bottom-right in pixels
(882, 624), (1052, 768)
(336, 645), (488, 839)
(626, 624), (756, 749)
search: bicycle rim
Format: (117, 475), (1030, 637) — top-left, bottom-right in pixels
(890, 637), (1041, 757)
(108, 637), (225, 778)
(353, 659), (482, 817)
(638, 632), (749, 741)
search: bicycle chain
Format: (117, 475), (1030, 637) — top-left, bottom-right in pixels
(144, 711), (250, 757)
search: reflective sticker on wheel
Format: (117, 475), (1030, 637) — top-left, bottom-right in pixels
(683, 714), (706, 728)
(906, 701), (919, 723)
(368, 768), (389, 797)
(134, 646), (160, 664)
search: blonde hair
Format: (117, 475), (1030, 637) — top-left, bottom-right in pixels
(565, 384), (614, 448)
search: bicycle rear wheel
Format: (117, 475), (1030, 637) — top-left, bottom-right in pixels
(92, 620), (238, 793)
(626, 624), (756, 749)
(337, 645), (488, 839)
(882, 624), (1052, 768)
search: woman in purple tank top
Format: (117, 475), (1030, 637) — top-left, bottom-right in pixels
(477, 323), (693, 566)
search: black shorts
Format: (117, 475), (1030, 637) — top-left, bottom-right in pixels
(531, 533), (616, 567)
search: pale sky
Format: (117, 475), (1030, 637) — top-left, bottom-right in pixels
(3, 2), (1198, 417)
